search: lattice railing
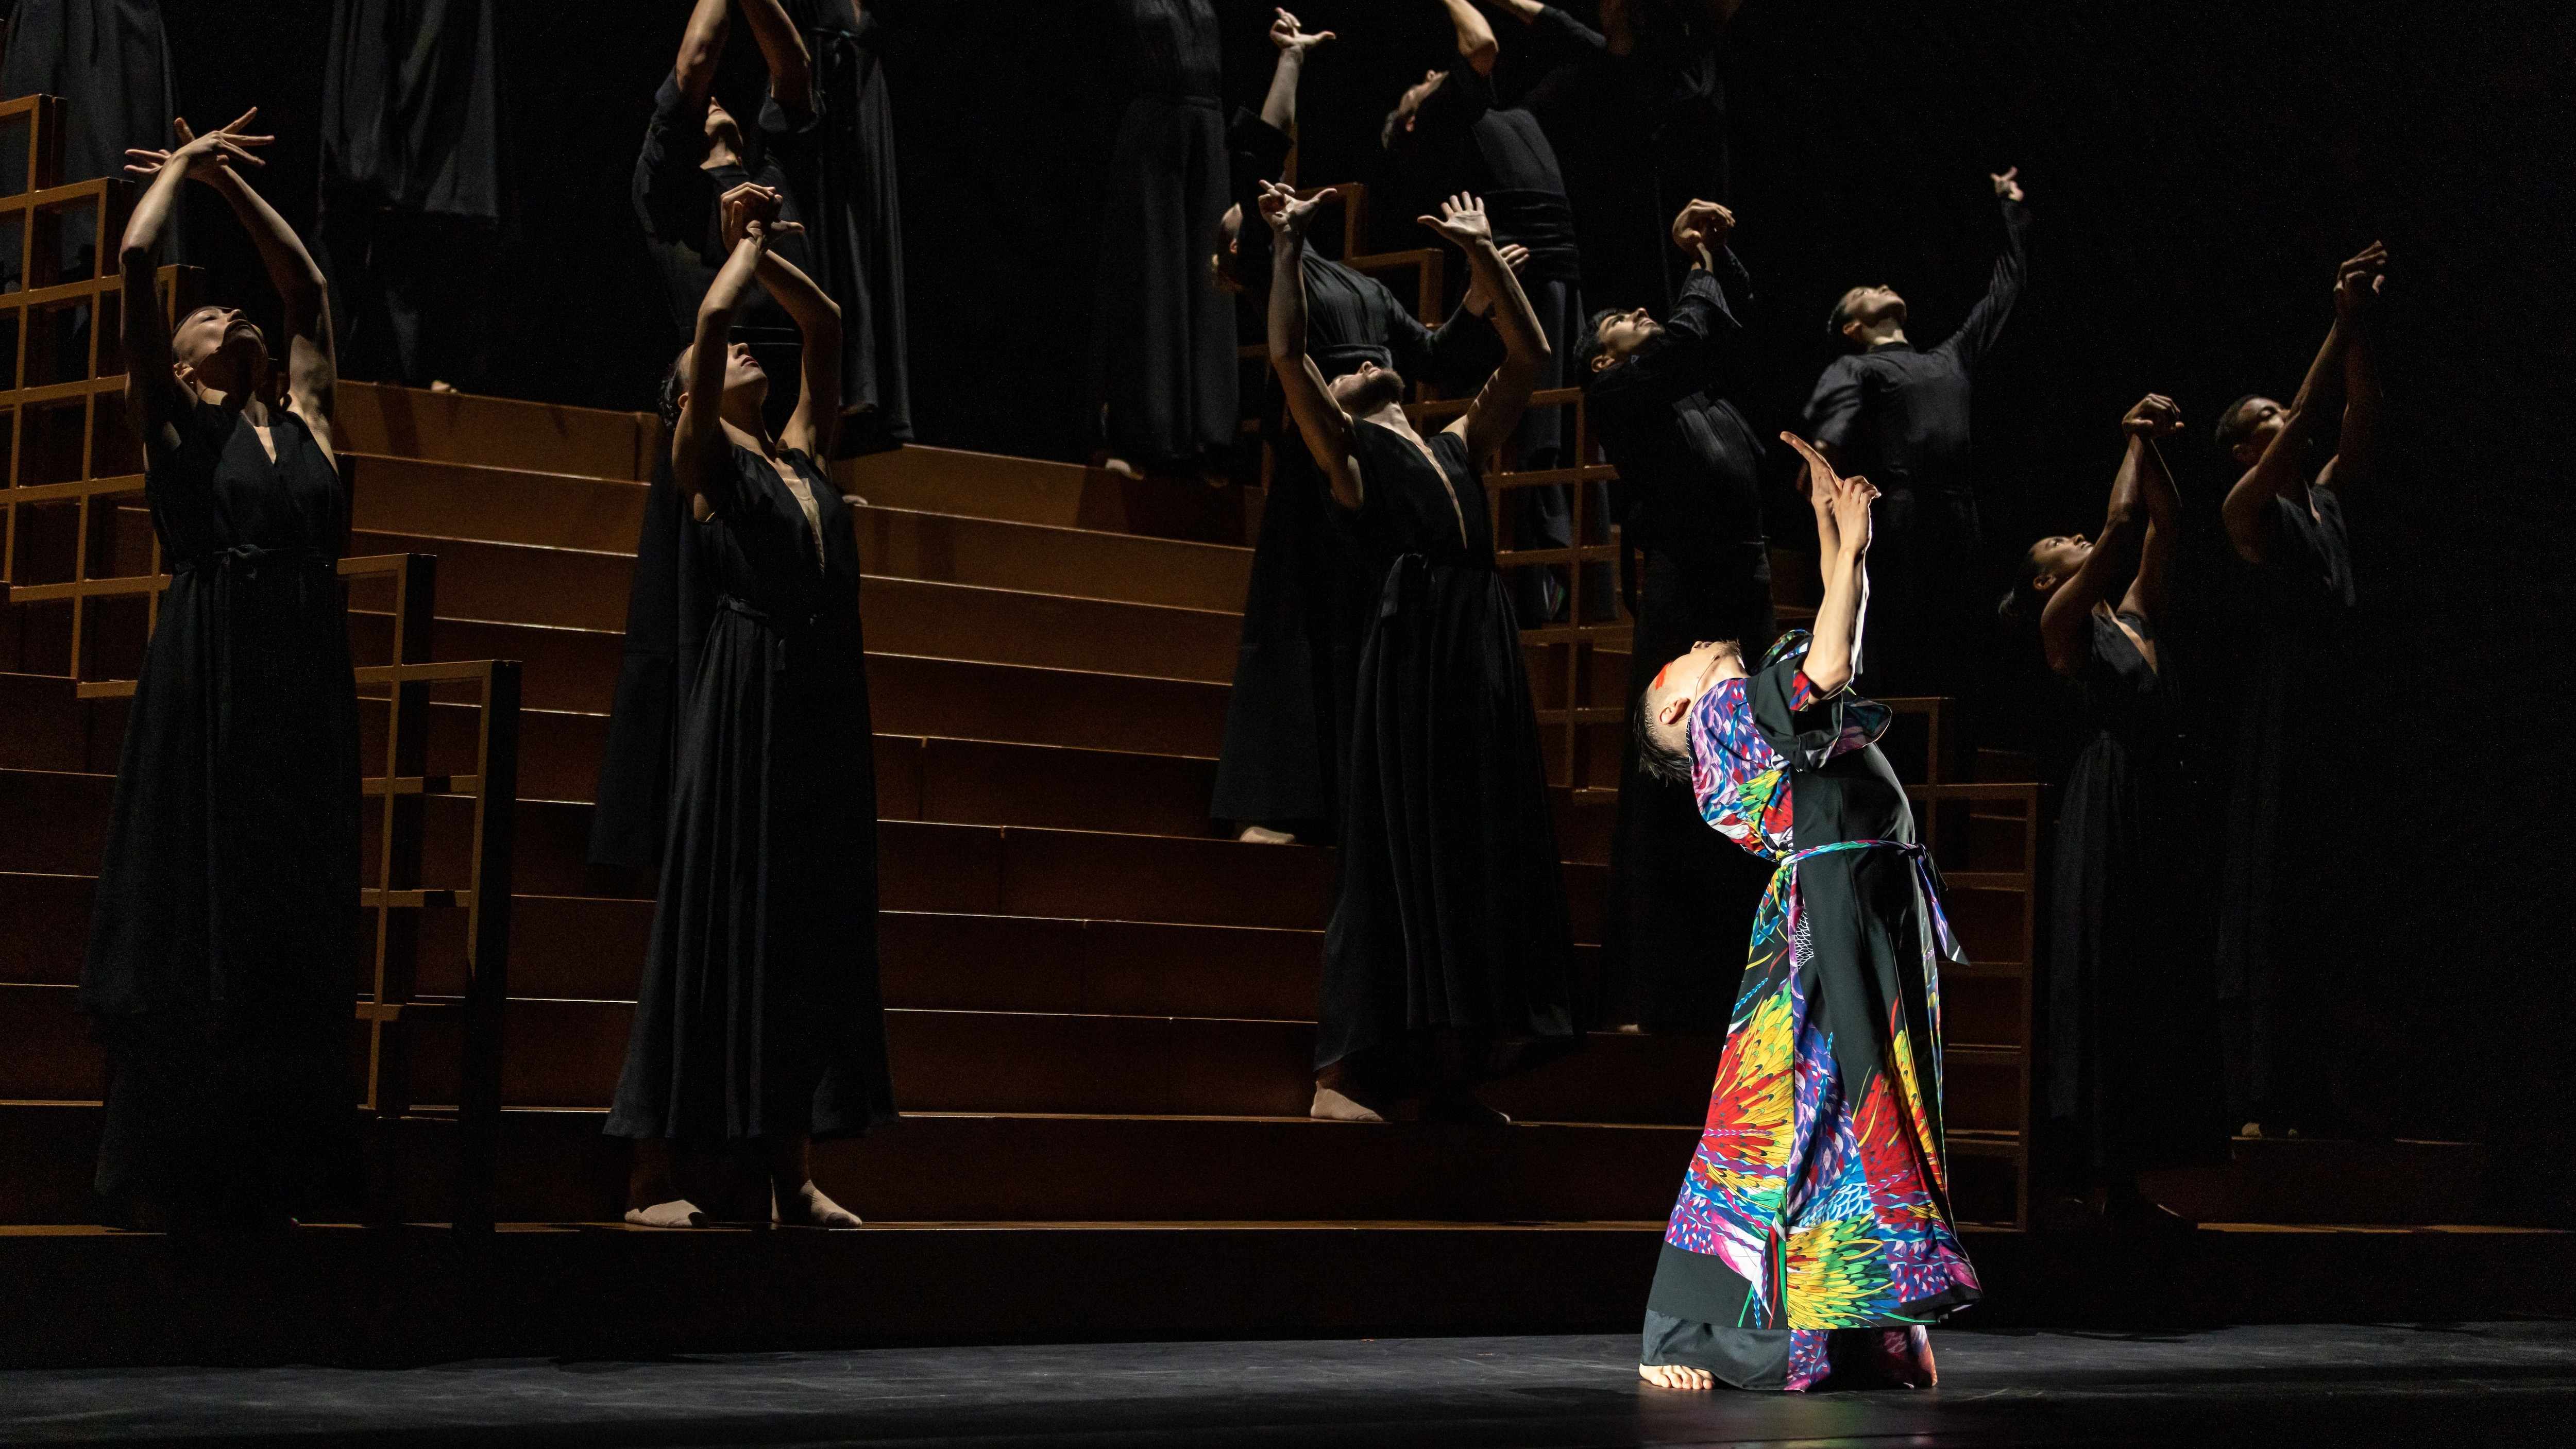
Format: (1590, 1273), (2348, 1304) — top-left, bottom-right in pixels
(0, 92), (523, 1229)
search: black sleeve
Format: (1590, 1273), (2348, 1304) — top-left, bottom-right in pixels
(1226, 108), (1293, 287)
(1409, 49), (1494, 162)
(634, 70), (714, 245)
(1390, 291), (1505, 394)
(1613, 264), (1745, 407)
(1526, 6), (1610, 66)
(1937, 194), (2031, 370)
(1804, 356), (1867, 460)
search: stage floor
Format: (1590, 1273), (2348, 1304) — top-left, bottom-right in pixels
(3, 1321), (2568, 1447)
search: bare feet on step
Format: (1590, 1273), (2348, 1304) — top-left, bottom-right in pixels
(1237, 824), (1297, 845)
(1639, 1362), (1714, 1390)
(1309, 1085), (1385, 1122)
(773, 1180), (864, 1228)
(624, 1199), (707, 1229)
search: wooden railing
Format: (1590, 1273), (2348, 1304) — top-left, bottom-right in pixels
(0, 93), (523, 1231)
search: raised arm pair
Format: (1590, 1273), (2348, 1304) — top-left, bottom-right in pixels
(120, 109), (336, 462)
(2220, 241), (2388, 563)
(675, 183), (841, 510)
(1263, 182), (1548, 513)
(1780, 434), (1878, 696)
(2038, 397), (2186, 676)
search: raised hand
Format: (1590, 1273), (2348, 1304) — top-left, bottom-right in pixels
(1460, 243), (1529, 316)
(1269, 7), (1334, 56)
(1780, 430), (1840, 503)
(2333, 240), (2388, 316)
(1991, 165), (2024, 203)
(1828, 469), (1879, 553)
(1415, 192), (1494, 251)
(1670, 199), (1734, 253)
(2121, 392), (2184, 437)
(720, 182), (799, 250)
(1258, 179), (1323, 239)
(123, 109), (273, 186)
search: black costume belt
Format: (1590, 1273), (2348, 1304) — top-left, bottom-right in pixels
(1375, 551), (1492, 620)
(717, 594), (833, 672)
(1480, 189), (1580, 280)
(174, 545), (337, 609)
(1313, 343), (1396, 377)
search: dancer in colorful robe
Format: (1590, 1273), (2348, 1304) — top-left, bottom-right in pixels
(1629, 434), (1981, 1391)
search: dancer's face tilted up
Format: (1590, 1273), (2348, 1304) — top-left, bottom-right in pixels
(1832, 285), (1907, 350)
(673, 340), (770, 427)
(1638, 638), (1748, 766)
(2018, 533), (2093, 602)
(2220, 395), (2289, 467)
(172, 304), (270, 398)
(1328, 360), (1408, 418)
(1589, 308), (1662, 373)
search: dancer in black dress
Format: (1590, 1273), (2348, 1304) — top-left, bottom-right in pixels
(1804, 168), (2030, 699)
(605, 184), (894, 1228)
(316, 0), (497, 391)
(1385, 0), (1601, 625)
(2003, 392), (2223, 1230)
(1209, 9), (1508, 844)
(2, 0), (174, 191)
(2212, 241), (2387, 1138)
(88, 112), (358, 1229)
(1090, 0), (1233, 476)
(1581, 199), (1773, 1032)
(1260, 180), (1575, 1122)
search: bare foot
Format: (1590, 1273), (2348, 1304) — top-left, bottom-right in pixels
(1237, 824), (1297, 845)
(429, 380), (456, 394)
(773, 1180), (863, 1228)
(1611, 1023), (1645, 1034)
(1310, 1085), (1386, 1122)
(1099, 456), (1142, 480)
(624, 1199), (707, 1229)
(1639, 1362), (1715, 1390)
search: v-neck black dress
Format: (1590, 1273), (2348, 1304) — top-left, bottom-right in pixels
(2215, 487), (2357, 1128)
(606, 442), (896, 1143)
(2044, 610), (2224, 1183)
(1313, 421), (1575, 1082)
(82, 400), (362, 1217)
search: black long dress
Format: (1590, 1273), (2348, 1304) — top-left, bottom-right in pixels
(1587, 262), (1774, 1030)
(81, 401), (361, 1218)
(2215, 488), (2357, 1130)
(1209, 111), (1503, 835)
(1399, 44), (1598, 622)
(1089, 0), (1233, 468)
(760, 0), (911, 451)
(0, 0), (173, 188)
(605, 442), (896, 1143)
(2043, 610), (2225, 1185)
(316, 0), (499, 388)
(1802, 194), (2030, 699)
(1314, 420), (1576, 1083)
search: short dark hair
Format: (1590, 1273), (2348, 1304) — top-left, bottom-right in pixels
(2214, 393), (2266, 457)
(1997, 541), (2053, 626)
(1380, 102), (1409, 155)
(656, 346), (690, 430)
(1573, 305), (1624, 387)
(1825, 287), (1865, 341)
(1634, 691), (1693, 787)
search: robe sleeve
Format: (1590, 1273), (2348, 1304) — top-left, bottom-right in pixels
(1383, 283), (1505, 394)
(1749, 631), (1889, 770)
(1226, 107), (1294, 287)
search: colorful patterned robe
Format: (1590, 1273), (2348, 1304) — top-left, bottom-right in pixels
(1648, 631), (1981, 1389)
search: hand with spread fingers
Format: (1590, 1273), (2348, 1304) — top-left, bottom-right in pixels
(1258, 179), (1324, 240)
(123, 109), (274, 187)
(1269, 7), (1335, 57)
(2333, 240), (2388, 316)
(1416, 191), (1496, 251)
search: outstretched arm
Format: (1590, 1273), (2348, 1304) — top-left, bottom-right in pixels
(674, 0), (731, 109)
(737, 0), (817, 125)
(1781, 433), (1876, 697)
(674, 217), (776, 515)
(1259, 9), (1334, 133)
(2330, 247), (2387, 495)
(723, 184), (839, 459)
(2040, 395), (2179, 675)
(1939, 168), (2031, 371)
(1261, 183), (1362, 510)
(1437, 0), (1500, 75)
(1426, 195), (1548, 460)
(206, 130), (335, 442)
(2121, 430), (2184, 629)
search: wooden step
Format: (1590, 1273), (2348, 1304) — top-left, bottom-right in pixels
(839, 446), (1257, 546)
(344, 457), (1253, 613)
(0, 1101), (1696, 1226)
(333, 382), (654, 482)
(2142, 1136), (2488, 1226)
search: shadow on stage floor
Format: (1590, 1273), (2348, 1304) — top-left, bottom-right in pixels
(2, 1321), (2569, 1448)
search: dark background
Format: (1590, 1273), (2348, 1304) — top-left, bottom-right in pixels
(156, 0), (2570, 1223)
